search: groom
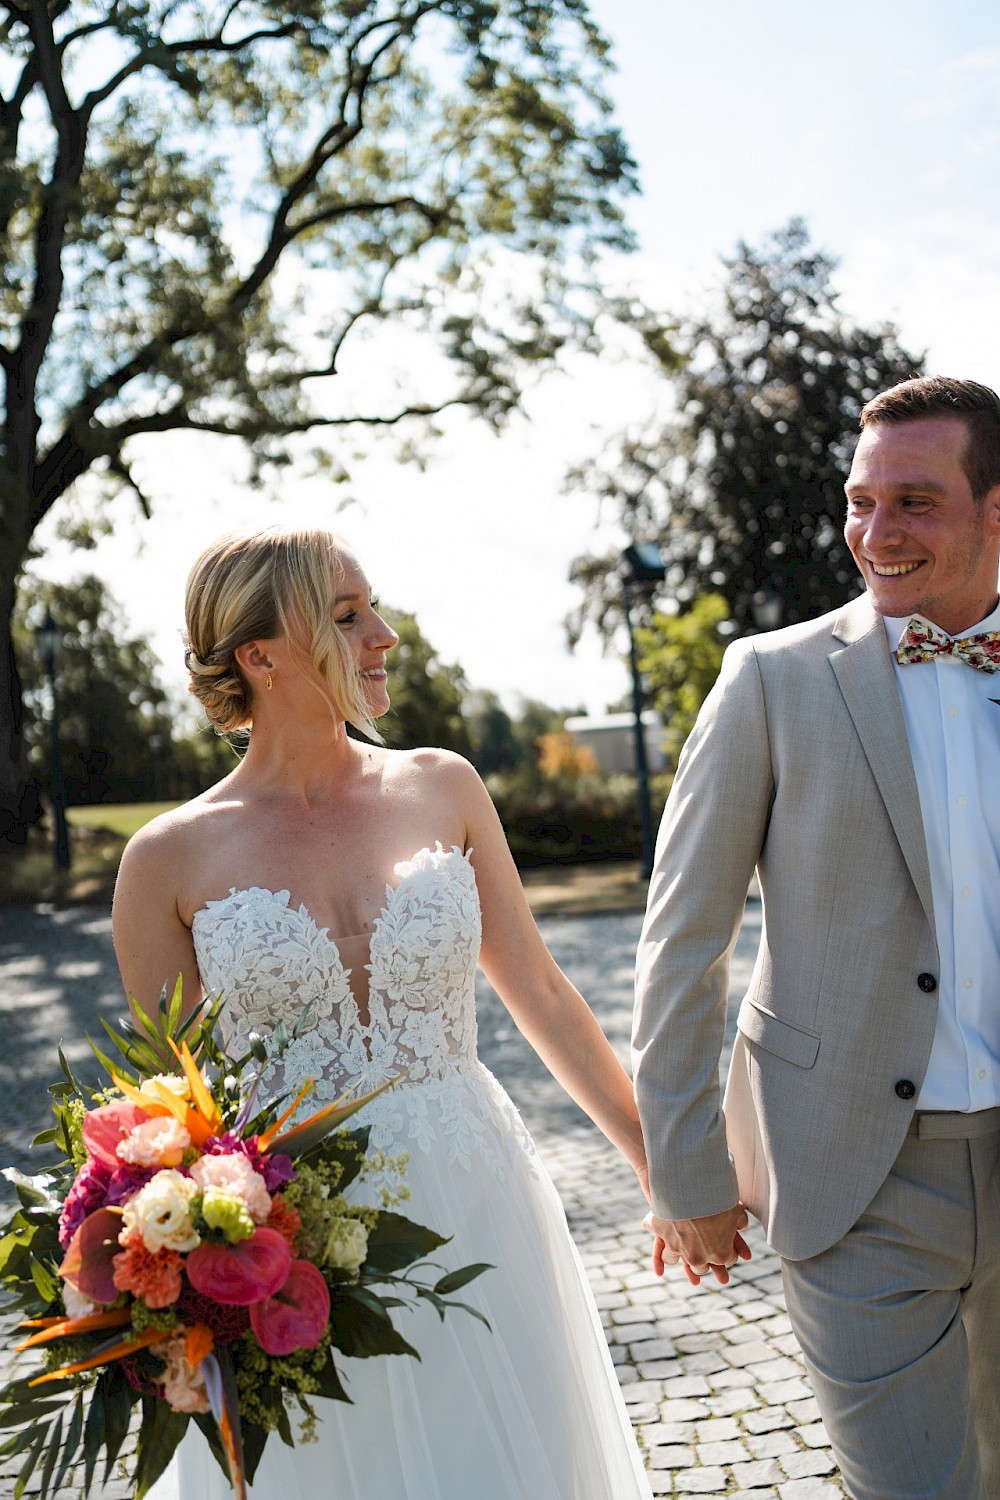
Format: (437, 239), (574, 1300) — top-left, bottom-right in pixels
(633, 375), (1000, 1499)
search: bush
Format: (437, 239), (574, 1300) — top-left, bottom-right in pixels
(486, 769), (671, 867)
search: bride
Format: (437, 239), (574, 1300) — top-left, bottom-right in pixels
(113, 525), (654, 1499)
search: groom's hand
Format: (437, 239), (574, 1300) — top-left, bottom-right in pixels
(645, 1205), (751, 1286)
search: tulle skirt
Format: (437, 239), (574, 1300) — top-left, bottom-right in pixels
(148, 1066), (651, 1499)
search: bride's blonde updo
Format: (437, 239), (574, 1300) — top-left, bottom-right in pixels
(184, 527), (381, 741)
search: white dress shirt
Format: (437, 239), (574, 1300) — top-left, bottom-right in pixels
(884, 602), (1000, 1111)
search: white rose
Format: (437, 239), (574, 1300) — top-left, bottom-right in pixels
(138, 1074), (191, 1101)
(324, 1217), (369, 1276)
(121, 1169), (200, 1253)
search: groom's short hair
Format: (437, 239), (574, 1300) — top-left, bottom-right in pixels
(860, 375), (1000, 502)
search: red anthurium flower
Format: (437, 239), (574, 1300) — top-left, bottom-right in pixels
(249, 1260), (330, 1355)
(82, 1101), (151, 1169)
(59, 1208), (123, 1305)
(185, 1227), (291, 1306)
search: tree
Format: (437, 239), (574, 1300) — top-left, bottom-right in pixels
(378, 607), (472, 753)
(0, 0), (640, 837)
(465, 688), (523, 773)
(16, 574), (182, 804)
(569, 220), (925, 642)
(634, 592), (728, 768)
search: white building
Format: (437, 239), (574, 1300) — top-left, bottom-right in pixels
(564, 711), (665, 776)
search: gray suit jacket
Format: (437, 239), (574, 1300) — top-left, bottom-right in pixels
(633, 595), (940, 1261)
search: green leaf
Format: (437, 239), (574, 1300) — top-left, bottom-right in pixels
(362, 1211), (450, 1273)
(51, 1391), (85, 1492)
(432, 1261), (493, 1297)
(37, 1408), (63, 1499)
(82, 1381), (106, 1495)
(29, 1255), (61, 1303)
(100, 1365), (137, 1482)
(134, 1394), (189, 1498)
(327, 1294), (419, 1360)
(313, 1353), (351, 1404)
(13, 1427), (47, 1500)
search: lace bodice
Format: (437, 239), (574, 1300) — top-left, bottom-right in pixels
(192, 844), (531, 1178)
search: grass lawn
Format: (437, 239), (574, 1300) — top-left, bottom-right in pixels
(66, 802), (181, 839)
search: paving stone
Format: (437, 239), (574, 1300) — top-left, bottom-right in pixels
(729, 1456), (786, 1487)
(677, 1469), (729, 1493)
(781, 1450), (837, 1480)
(698, 1438), (747, 1465)
(777, 1481), (846, 1499)
(647, 1445), (696, 1469)
(747, 1429), (799, 1459)
(799, 1421), (831, 1449)
(743, 1406), (797, 1434)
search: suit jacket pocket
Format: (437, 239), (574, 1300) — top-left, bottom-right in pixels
(736, 997), (820, 1070)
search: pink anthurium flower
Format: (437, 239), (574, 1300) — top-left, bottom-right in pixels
(185, 1227), (291, 1306)
(59, 1208), (123, 1305)
(82, 1101), (151, 1169)
(249, 1260), (330, 1355)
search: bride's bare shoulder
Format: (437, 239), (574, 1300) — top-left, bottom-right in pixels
(115, 780), (244, 882)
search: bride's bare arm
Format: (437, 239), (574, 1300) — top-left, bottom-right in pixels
(112, 814), (203, 1026)
(440, 756), (649, 1191)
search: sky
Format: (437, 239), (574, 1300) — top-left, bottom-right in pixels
(29, 0), (1000, 718)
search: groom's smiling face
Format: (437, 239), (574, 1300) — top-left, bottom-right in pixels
(844, 414), (1000, 636)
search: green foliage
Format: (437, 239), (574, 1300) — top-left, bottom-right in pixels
(635, 594), (729, 768)
(378, 608), (473, 754)
(486, 766), (665, 865)
(0, 0), (642, 836)
(15, 574), (232, 805)
(570, 219), (925, 640)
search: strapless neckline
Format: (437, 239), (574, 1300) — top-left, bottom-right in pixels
(191, 841), (471, 980)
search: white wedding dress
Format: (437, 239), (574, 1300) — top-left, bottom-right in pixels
(148, 844), (651, 1500)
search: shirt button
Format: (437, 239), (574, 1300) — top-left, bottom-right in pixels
(956, 795), (968, 808)
(963, 978), (974, 991)
(961, 886), (972, 899)
(948, 705), (959, 717)
(978, 1069), (988, 1081)
(895, 1079), (917, 1100)
(917, 973), (937, 993)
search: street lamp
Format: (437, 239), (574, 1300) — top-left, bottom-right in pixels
(750, 587), (783, 632)
(622, 542), (666, 880)
(33, 608), (71, 873)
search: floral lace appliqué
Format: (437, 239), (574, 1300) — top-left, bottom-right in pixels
(191, 844), (535, 1183)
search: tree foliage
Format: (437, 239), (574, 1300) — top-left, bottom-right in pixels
(378, 607), (473, 754)
(14, 574), (197, 804)
(634, 592), (728, 768)
(0, 0), (640, 835)
(569, 220), (925, 642)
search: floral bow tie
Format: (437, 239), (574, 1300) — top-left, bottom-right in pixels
(896, 617), (1000, 674)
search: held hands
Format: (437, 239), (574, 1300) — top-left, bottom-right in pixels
(646, 1205), (751, 1287)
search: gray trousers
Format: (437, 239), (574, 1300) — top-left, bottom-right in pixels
(781, 1110), (1000, 1500)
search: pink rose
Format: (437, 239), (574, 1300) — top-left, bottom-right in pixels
(250, 1260), (330, 1355)
(185, 1227), (291, 1306)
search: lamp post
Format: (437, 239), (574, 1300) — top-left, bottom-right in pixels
(750, 587), (783, 632)
(33, 608), (71, 873)
(622, 542), (666, 880)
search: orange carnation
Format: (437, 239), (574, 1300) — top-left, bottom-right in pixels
(265, 1196), (302, 1252)
(112, 1240), (184, 1309)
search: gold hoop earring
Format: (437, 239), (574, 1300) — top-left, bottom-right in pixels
(266, 673), (273, 692)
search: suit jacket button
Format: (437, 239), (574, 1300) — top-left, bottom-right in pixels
(917, 973), (937, 992)
(895, 1079), (916, 1100)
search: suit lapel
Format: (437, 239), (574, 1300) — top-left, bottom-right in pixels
(829, 599), (936, 927)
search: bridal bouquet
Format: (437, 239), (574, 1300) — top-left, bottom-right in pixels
(0, 985), (488, 1498)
